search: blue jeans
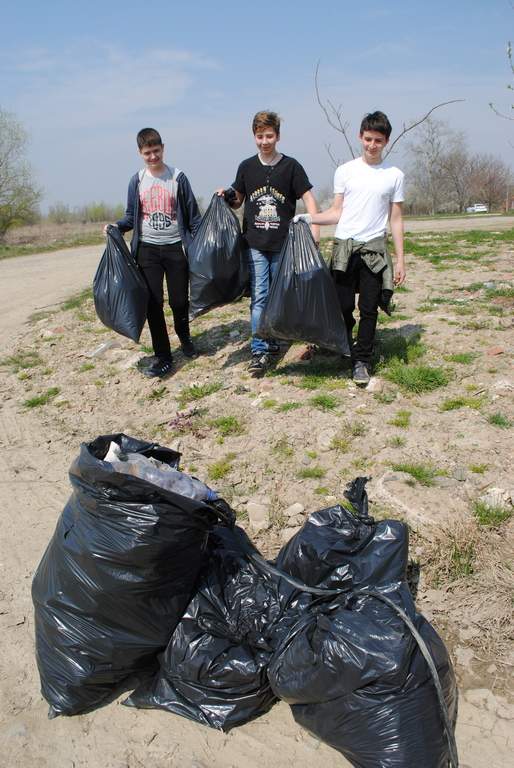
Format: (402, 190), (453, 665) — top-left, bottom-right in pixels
(248, 248), (280, 354)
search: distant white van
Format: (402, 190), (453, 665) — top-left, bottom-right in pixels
(466, 203), (489, 213)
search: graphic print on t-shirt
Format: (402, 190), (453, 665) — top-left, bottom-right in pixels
(249, 186), (286, 231)
(140, 182), (176, 231)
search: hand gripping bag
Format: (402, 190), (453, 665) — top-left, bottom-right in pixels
(31, 434), (232, 717)
(125, 526), (284, 730)
(188, 194), (249, 319)
(257, 220), (350, 355)
(93, 225), (149, 341)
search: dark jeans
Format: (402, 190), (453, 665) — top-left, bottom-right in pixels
(137, 241), (190, 360)
(333, 253), (383, 364)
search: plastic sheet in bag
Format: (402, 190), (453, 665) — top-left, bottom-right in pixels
(31, 434), (231, 717)
(257, 220), (350, 355)
(125, 526), (294, 730)
(93, 225), (149, 341)
(269, 480), (458, 768)
(188, 194), (249, 319)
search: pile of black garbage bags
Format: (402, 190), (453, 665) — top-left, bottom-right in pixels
(32, 435), (458, 768)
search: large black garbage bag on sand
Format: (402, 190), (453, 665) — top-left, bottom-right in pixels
(188, 194), (249, 318)
(126, 525), (304, 731)
(269, 478), (459, 768)
(258, 220), (350, 355)
(31, 434), (232, 717)
(93, 225), (149, 341)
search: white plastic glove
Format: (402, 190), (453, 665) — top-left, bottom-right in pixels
(293, 213), (312, 224)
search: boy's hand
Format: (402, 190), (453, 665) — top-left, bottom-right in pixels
(215, 188), (225, 196)
(293, 213), (312, 224)
(103, 224), (113, 236)
(394, 262), (406, 286)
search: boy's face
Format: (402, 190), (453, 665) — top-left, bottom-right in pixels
(254, 127), (279, 156)
(359, 130), (388, 164)
(139, 142), (165, 170)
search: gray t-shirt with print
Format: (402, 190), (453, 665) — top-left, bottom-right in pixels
(139, 165), (181, 245)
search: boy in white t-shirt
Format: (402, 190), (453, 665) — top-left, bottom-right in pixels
(295, 111), (405, 385)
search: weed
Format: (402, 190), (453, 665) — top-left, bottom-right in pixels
(374, 390), (397, 404)
(310, 393), (338, 411)
(473, 500), (512, 526)
(384, 360), (449, 393)
(444, 352), (477, 364)
(1, 350), (43, 373)
(208, 452), (236, 480)
(178, 381), (222, 407)
(440, 396), (484, 411)
(389, 436), (406, 447)
(349, 421), (367, 436)
(351, 457), (369, 471)
(330, 436), (350, 452)
(276, 401), (301, 412)
(306, 450), (318, 459)
(314, 486), (330, 495)
(463, 319), (489, 330)
(210, 415), (245, 436)
(469, 463), (488, 474)
(391, 462), (440, 486)
(61, 288), (93, 311)
(262, 398), (278, 409)
(148, 386), (167, 401)
(79, 362), (96, 372)
(18, 371), (31, 381)
(273, 436), (294, 458)
(485, 286), (514, 300)
(389, 409), (411, 428)
(23, 387), (60, 408)
(488, 412), (511, 428)
(140, 344), (154, 355)
(298, 466), (326, 480)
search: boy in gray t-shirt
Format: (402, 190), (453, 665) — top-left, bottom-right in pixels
(110, 128), (202, 379)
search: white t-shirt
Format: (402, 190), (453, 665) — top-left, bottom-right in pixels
(333, 157), (404, 242)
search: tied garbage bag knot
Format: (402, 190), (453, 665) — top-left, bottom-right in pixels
(93, 225), (149, 342)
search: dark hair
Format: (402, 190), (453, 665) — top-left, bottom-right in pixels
(360, 111), (392, 139)
(136, 128), (163, 149)
(252, 110), (281, 135)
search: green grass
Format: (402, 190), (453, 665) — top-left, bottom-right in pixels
(23, 387), (60, 408)
(440, 396), (484, 411)
(314, 486), (330, 495)
(178, 381), (222, 407)
(310, 393), (338, 411)
(272, 436), (294, 458)
(0, 349), (43, 373)
(0, 233), (105, 261)
(330, 436), (350, 452)
(210, 415), (244, 436)
(484, 286), (514, 300)
(389, 436), (406, 447)
(79, 362), (96, 372)
(449, 540), (476, 579)
(389, 409), (411, 428)
(349, 421), (367, 436)
(262, 398), (278, 409)
(208, 452), (236, 480)
(298, 466), (326, 480)
(472, 500), (512, 526)
(444, 352), (477, 364)
(276, 401), (301, 412)
(384, 360), (449, 393)
(391, 461), (440, 486)
(61, 287), (93, 311)
(469, 463), (488, 474)
(487, 412), (512, 428)
(148, 386), (167, 401)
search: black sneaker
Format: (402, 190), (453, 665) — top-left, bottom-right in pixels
(180, 337), (198, 358)
(352, 360), (370, 386)
(143, 357), (174, 379)
(248, 352), (270, 377)
(136, 355), (158, 370)
(267, 341), (281, 355)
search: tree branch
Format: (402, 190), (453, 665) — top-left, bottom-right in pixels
(385, 100), (465, 157)
(315, 60), (356, 159)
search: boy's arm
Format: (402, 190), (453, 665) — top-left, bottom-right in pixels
(116, 176), (137, 232)
(215, 187), (245, 209)
(389, 202), (405, 285)
(295, 193), (344, 226)
(178, 174), (202, 237)
(301, 189), (320, 244)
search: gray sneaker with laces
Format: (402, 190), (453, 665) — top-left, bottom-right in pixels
(352, 360), (370, 386)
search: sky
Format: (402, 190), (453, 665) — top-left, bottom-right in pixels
(2, 0), (513, 211)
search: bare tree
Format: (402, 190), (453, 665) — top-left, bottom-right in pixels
(469, 154), (511, 210)
(314, 61), (463, 167)
(406, 118), (454, 215)
(0, 108), (42, 241)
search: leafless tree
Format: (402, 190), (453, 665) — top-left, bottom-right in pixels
(314, 61), (463, 167)
(469, 154), (511, 209)
(0, 108), (41, 241)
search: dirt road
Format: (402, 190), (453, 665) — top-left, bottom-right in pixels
(0, 219), (512, 767)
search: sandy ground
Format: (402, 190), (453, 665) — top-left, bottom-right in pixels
(0, 217), (513, 767)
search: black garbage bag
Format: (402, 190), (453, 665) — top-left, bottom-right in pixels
(257, 221), (350, 355)
(31, 434), (231, 717)
(93, 225), (149, 341)
(125, 526), (290, 730)
(269, 480), (459, 768)
(188, 194), (249, 319)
